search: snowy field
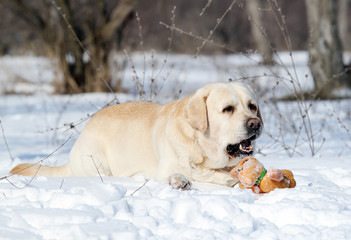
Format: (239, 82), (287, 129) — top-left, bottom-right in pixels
(0, 52), (351, 239)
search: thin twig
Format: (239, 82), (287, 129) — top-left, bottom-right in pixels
(60, 178), (65, 189)
(200, 0), (213, 16)
(130, 179), (150, 196)
(159, 22), (227, 50)
(88, 155), (104, 183)
(0, 120), (13, 162)
(0, 135), (73, 189)
(150, 6), (176, 101)
(194, 0), (237, 58)
(135, 12), (147, 95)
(37, 96), (120, 135)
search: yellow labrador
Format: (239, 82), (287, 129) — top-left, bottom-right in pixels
(11, 82), (263, 189)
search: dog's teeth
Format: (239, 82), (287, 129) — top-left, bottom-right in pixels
(239, 144), (253, 152)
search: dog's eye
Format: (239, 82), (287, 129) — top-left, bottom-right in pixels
(248, 103), (257, 112)
(222, 106), (235, 114)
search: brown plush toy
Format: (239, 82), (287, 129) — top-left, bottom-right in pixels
(230, 156), (296, 194)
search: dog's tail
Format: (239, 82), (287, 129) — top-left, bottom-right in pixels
(10, 162), (72, 177)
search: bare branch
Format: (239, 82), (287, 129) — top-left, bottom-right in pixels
(130, 179), (149, 196)
(88, 155), (104, 183)
(194, 0), (237, 58)
(100, 0), (139, 42)
(0, 135), (72, 189)
(200, 0), (213, 16)
(0, 120), (13, 161)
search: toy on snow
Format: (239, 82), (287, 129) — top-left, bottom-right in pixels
(230, 156), (296, 194)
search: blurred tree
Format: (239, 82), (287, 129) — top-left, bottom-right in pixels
(305, 0), (346, 98)
(338, 0), (349, 50)
(1, 1), (317, 61)
(4, 0), (138, 93)
(246, 0), (273, 65)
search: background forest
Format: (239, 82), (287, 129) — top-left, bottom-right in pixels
(0, 0), (350, 97)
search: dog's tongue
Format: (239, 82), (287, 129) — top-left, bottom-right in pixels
(239, 140), (253, 152)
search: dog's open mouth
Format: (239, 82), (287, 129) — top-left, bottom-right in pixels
(226, 135), (257, 158)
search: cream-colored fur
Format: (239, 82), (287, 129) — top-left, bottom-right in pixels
(10, 82), (262, 188)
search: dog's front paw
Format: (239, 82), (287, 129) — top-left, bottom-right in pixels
(168, 174), (192, 190)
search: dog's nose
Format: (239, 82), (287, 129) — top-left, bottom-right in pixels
(246, 118), (262, 132)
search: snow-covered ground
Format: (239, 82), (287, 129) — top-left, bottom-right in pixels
(0, 52), (351, 239)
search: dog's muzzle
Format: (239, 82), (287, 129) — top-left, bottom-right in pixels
(226, 134), (258, 158)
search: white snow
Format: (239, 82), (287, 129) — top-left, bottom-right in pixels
(0, 52), (351, 239)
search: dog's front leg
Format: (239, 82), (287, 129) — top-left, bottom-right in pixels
(191, 166), (238, 187)
(168, 174), (192, 190)
(212, 170), (239, 187)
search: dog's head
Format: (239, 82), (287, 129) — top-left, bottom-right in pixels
(184, 82), (263, 169)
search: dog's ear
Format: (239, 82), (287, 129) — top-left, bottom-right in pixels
(184, 88), (210, 132)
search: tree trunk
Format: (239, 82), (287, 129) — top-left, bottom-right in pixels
(305, 0), (345, 98)
(55, 0), (104, 93)
(55, 42), (112, 93)
(338, 0), (349, 51)
(8, 0), (138, 94)
(246, 0), (273, 65)
(84, 44), (111, 92)
(52, 0), (138, 93)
